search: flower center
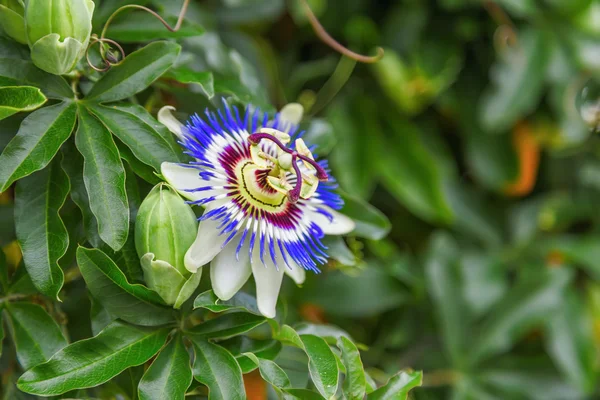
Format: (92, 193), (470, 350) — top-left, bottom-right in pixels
(248, 129), (329, 203)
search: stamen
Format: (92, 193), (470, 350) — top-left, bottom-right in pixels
(248, 133), (329, 201)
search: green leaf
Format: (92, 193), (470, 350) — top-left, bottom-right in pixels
(283, 388), (326, 400)
(0, 86), (46, 121)
(88, 103), (181, 171)
(15, 156), (69, 299)
(6, 302), (67, 370)
(138, 334), (192, 400)
(107, 12), (204, 42)
(302, 267), (406, 317)
(479, 29), (550, 133)
(424, 233), (469, 367)
(0, 101), (77, 192)
(220, 337), (282, 373)
(323, 236), (356, 266)
(245, 354), (291, 389)
(340, 193), (391, 240)
(115, 140), (162, 185)
(189, 335), (245, 400)
(329, 99), (377, 198)
(166, 67), (215, 98)
(86, 41), (181, 103)
(17, 321), (170, 396)
(299, 334), (339, 399)
(187, 312), (266, 339)
(547, 289), (597, 394)
(76, 247), (175, 326)
(75, 106), (129, 251)
(0, 248), (7, 293)
(375, 117), (453, 224)
(60, 139), (102, 248)
(471, 268), (572, 364)
(0, 58), (73, 98)
(367, 371), (423, 400)
(337, 337), (367, 400)
(90, 295), (116, 336)
(193, 290), (260, 315)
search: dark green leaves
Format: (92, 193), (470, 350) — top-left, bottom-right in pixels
(471, 268), (572, 364)
(138, 335), (192, 400)
(106, 13), (204, 43)
(166, 67), (215, 98)
(76, 247), (175, 326)
(15, 156), (69, 299)
(193, 290), (260, 315)
(0, 86), (46, 121)
(75, 106), (129, 251)
(17, 321), (170, 396)
(340, 193), (391, 240)
(86, 41), (181, 103)
(88, 103), (181, 171)
(479, 29), (551, 132)
(190, 336), (245, 400)
(0, 58), (73, 98)
(5, 302), (67, 370)
(375, 117), (453, 224)
(187, 312), (266, 339)
(0, 101), (76, 192)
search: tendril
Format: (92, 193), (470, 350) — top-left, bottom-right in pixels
(86, 0), (190, 72)
(299, 0), (384, 64)
(86, 37), (125, 72)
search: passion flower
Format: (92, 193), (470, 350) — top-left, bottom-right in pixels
(158, 102), (355, 317)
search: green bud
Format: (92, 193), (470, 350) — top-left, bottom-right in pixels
(24, 0), (94, 75)
(0, 0), (27, 44)
(135, 183), (200, 307)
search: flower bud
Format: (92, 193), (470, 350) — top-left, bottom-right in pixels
(135, 183), (200, 308)
(0, 0), (26, 44)
(24, 0), (94, 75)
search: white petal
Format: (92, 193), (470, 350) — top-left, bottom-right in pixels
(310, 207), (355, 235)
(158, 106), (185, 140)
(184, 216), (224, 273)
(279, 103), (304, 126)
(211, 237), (252, 300)
(251, 248), (284, 318)
(161, 162), (219, 203)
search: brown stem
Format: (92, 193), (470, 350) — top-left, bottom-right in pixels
(299, 0), (383, 64)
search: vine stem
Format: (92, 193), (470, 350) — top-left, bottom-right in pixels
(87, 0), (190, 71)
(100, 0), (190, 41)
(299, 0), (383, 64)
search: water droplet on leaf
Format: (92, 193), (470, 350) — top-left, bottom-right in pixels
(576, 78), (600, 132)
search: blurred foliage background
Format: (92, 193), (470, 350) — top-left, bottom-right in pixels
(1, 0), (600, 399)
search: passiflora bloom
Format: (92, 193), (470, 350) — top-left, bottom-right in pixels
(158, 102), (355, 317)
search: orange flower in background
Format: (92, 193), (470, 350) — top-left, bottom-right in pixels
(504, 122), (540, 197)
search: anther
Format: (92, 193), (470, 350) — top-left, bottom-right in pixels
(249, 132), (330, 203)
